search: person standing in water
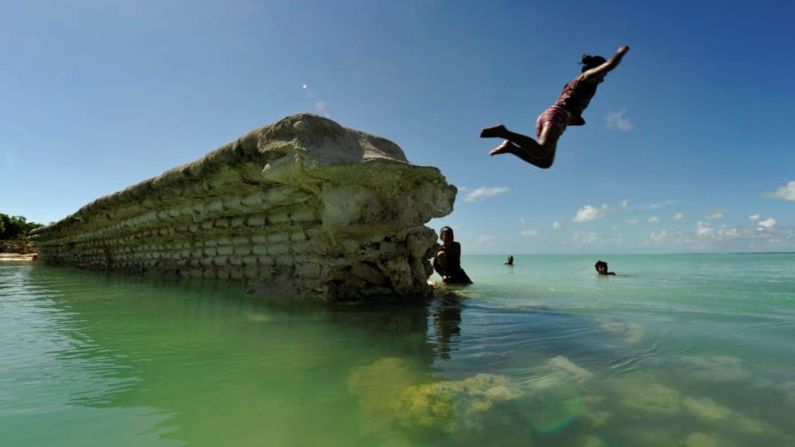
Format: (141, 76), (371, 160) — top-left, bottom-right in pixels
(433, 226), (473, 284)
(481, 45), (630, 169)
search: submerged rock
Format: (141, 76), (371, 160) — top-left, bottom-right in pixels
(348, 355), (599, 440)
(348, 357), (426, 435)
(398, 373), (523, 433)
(547, 355), (593, 383)
(683, 397), (732, 421)
(577, 435), (607, 447)
(619, 379), (682, 417)
(32, 114), (457, 302)
(597, 318), (644, 344)
(677, 355), (750, 382)
(684, 432), (720, 447)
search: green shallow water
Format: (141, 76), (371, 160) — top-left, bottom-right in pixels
(2, 254), (795, 446)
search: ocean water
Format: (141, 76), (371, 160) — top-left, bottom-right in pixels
(1, 254), (794, 446)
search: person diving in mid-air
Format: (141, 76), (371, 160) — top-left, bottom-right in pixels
(481, 45), (630, 169)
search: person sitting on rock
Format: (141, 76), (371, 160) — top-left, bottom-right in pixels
(595, 260), (615, 276)
(433, 226), (473, 284)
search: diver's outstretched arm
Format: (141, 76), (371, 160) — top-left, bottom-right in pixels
(581, 45), (630, 81)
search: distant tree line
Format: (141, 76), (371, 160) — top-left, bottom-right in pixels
(0, 213), (43, 241)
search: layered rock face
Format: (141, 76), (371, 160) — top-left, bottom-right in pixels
(33, 114), (456, 302)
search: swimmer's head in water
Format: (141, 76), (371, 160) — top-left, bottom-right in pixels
(594, 260), (609, 274)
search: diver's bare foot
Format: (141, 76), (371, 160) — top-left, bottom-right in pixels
(489, 140), (514, 156)
(480, 124), (507, 138)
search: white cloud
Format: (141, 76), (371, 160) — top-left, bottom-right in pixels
(572, 231), (601, 244)
(718, 226), (741, 238)
(707, 210), (725, 220)
(673, 212), (685, 221)
(463, 186), (509, 203)
(473, 235), (496, 247)
(758, 218), (776, 229)
(552, 221), (563, 231)
(606, 110), (633, 131)
(649, 230), (668, 243)
(749, 214), (760, 221)
(633, 200), (677, 210)
(626, 218), (639, 224)
(648, 215), (660, 223)
(696, 221), (714, 237)
(620, 199), (630, 209)
(767, 181), (795, 201)
(573, 204), (609, 222)
(520, 229), (539, 237)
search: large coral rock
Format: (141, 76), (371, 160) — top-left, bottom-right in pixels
(32, 114), (457, 302)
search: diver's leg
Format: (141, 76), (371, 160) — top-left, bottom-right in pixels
(481, 125), (539, 149)
(532, 122), (562, 169)
(489, 123), (561, 169)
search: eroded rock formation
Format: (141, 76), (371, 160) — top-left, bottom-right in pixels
(33, 114), (456, 302)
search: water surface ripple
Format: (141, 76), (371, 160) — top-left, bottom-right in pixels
(1, 254), (794, 446)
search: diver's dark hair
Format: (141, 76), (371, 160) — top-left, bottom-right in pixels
(594, 260), (608, 269)
(440, 226), (454, 239)
(580, 54), (607, 73)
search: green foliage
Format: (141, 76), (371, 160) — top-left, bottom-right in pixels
(0, 213), (43, 241)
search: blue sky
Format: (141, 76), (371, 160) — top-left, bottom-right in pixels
(2, 0), (793, 254)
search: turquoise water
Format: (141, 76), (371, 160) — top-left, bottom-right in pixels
(2, 254), (794, 446)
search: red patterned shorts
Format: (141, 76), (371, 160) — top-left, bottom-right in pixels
(535, 106), (569, 138)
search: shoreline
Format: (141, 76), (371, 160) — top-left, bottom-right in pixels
(0, 253), (37, 262)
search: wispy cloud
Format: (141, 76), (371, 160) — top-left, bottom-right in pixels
(520, 229), (539, 237)
(696, 221), (714, 237)
(758, 218), (776, 229)
(749, 214), (760, 221)
(573, 204), (609, 222)
(673, 212), (685, 221)
(620, 199), (630, 209)
(606, 110), (633, 131)
(632, 200), (677, 211)
(626, 218), (639, 224)
(649, 230), (668, 243)
(648, 215), (659, 223)
(572, 231), (601, 244)
(767, 181), (795, 201)
(552, 221), (563, 231)
(463, 186), (509, 203)
(707, 210), (725, 220)
(473, 234), (496, 247)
